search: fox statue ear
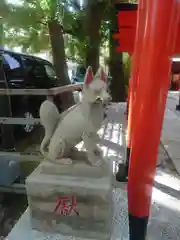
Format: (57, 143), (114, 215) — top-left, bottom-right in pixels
(84, 66), (94, 85)
(95, 67), (108, 82)
(100, 67), (108, 82)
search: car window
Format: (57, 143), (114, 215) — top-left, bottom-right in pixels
(3, 53), (21, 69)
(2, 53), (23, 79)
(22, 57), (33, 72)
(44, 64), (56, 79)
(23, 57), (46, 78)
(33, 64), (46, 78)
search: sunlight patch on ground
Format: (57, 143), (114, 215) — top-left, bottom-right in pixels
(152, 170), (180, 213)
(155, 170), (180, 191)
(152, 187), (180, 213)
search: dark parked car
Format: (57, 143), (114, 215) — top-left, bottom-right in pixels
(0, 50), (59, 136)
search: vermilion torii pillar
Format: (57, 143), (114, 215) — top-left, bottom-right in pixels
(128, 0), (180, 239)
(115, 1), (146, 181)
(124, 0), (146, 179)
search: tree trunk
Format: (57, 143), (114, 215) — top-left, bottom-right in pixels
(48, 20), (75, 111)
(85, 1), (106, 73)
(109, 9), (126, 102)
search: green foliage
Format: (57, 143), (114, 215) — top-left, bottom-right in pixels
(1, 1), (48, 52)
(123, 53), (132, 93)
(65, 34), (87, 63)
(1, 0), (85, 58)
(1, 0), (134, 71)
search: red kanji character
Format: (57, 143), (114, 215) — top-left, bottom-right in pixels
(54, 196), (79, 216)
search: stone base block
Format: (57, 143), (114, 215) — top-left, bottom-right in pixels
(40, 157), (112, 179)
(26, 161), (113, 240)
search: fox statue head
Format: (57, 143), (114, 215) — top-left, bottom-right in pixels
(82, 66), (111, 104)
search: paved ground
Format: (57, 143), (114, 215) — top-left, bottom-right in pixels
(162, 91), (180, 175)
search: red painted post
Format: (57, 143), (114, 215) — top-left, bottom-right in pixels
(116, 0), (146, 181)
(127, 0), (147, 156)
(128, 0), (180, 239)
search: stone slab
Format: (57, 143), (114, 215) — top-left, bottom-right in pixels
(168, 158), (180, 175)
(40, 157), (113, 179)
(7, 174), (180, 240)
(7, 185), (128, 240)
(162, 140), (180, 159)
(26, 164), (113, 240)
(160, 95), (180, 175)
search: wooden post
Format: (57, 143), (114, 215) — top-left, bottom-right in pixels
(128, 0), (180, 239)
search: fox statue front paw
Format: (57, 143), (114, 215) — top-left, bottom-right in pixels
(93, 159), (103, 167)
(93, 148), (103, 158)
(87, 149), (104, 166)
(55, 158), (73, 165)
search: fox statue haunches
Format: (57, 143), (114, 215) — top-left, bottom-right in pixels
(39, 66), (111, 166)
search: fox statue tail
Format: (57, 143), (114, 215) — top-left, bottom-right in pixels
(39, 100), (60, 157)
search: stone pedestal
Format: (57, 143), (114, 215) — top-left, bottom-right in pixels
(26, 158), (113, 240)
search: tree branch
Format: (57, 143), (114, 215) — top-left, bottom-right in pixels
(38, 19), (77, 37)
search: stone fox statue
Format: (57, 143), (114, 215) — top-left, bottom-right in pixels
(39, 66), (111, 166)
